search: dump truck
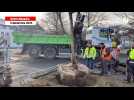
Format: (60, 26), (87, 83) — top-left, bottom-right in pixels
(13, 32), (73, 59)
(12, 26), (113, 60)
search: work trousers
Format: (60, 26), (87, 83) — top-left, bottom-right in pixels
(85, 58), (96, 69)
(101, 60), (112, 75)
(127, 61), (134, 82)
(112, 58), (119, 72)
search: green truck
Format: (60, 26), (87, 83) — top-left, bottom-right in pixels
(13, 32), (73, 59)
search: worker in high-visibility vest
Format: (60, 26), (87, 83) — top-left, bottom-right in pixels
(126, 44), (134, 83)
(112, 41), (117, 48)
(83, 41), (97, 70)
(111, 43), (121, 72)
(99, 43), (113, 75)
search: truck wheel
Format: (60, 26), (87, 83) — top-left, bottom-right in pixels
(29, 46), (41, 58)
(43, 47), (57, 59)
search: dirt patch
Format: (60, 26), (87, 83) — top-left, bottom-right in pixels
(21, 72), (68, 87)
(19, 71), (99, 87)
(19, 70), (134, 87)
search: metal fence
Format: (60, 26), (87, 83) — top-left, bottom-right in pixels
(0, 28), (12, 67)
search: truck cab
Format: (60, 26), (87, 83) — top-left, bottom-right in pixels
(85, 26), (113, 47)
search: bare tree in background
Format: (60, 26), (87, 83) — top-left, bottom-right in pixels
(113, 12), (134, 28)
(114, 12), (134, 41)
(113, 12), (134, 26)
(84, 12), (108, 27)
(57, 12), (66, 33)
(114, 12), (128, 23)
(125, 12), (134, 25)
(46, 12), (59, 34)
(41, 12), (66, 34)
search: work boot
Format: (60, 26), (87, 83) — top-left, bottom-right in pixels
(127, 78), (131, 83)
(133, 77), (134, 83)
(100, 72), (108, 76)
(127, 80), (131, 83)
(93, 68), (100, 74)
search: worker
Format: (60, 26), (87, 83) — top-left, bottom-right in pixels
(126, 44), (134, 83)
(99, 43), (109, 59)
(100, 43), (106, 55)
(100, 45), (113, 75)
(111, 43), (121, 72)
(83, 41), (97, 70)
(98, 43), (106, 65)
(112, 37), (120, 46)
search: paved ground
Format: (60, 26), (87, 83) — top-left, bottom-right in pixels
(10, 49), (70, 86)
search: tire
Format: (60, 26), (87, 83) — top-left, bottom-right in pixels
(28, 46), (41, 58)
(43, 46), (57, 59)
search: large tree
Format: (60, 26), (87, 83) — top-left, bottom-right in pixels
(68, 12), (85, 68)
(68, 12), (77, 68)
(57, 12), (89, 86)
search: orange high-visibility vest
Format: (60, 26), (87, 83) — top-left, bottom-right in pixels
(101, 48), (112, 61)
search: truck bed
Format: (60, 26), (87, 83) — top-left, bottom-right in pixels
(13, 32), (72, 45)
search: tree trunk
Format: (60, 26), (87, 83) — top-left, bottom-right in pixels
(55, 13), (59, 34)
(58, 12), (66, 34)
(87, 12), (90, 27)
(57, 13), (89, 86)
(69, 12), (77, 68)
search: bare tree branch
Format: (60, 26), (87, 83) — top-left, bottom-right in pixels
(57, 12), (66, 34)
(41, 12), (66, 34)
(84, 12), (108, 27)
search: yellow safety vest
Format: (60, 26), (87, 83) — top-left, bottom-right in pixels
(129, 49), (134, 60)
(112, 41), (117, 48)
(83, 47), (96, 59)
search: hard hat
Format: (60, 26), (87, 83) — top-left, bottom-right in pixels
(117, 45), (121, 49)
